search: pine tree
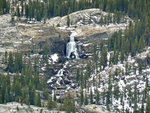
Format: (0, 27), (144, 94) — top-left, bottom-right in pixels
(84, 93), (88, 105)
(146, 95), (150, 113)
(96, 89), (100, 105)
(63, 92), (76, 113)
(138, 35), (144, 52)
(21, 0), (24, 16)
(141, 96), (144, 113)
(100, 46), (107, 69)
(102, 88), (106, 104)
(47, 97), (53, 109)
(0, 93), (2, 104)
(5, 51), (8, 64)
(43, 42), (49, 61)
(17, 5), (20, 18)
(133, 82), (138, 113)
(76, 68), (80, 82)
(85, 63), (92, 87)
(113, 83), (120, 100)
(54, 90), (57, 102)
(93, 44), (98, 71)
(43, 89), (49, 99)
(90, 89), (93, 104)
(4, 87), (9, 103)
(114, 51), (119, 64)
(106, 74), (112, 106)
(144, 27), (150, 46)
(7, 52), (14, 73)
(138, 63), (142, 74)
(35, 93), (41, 107)
(120, 48), (125, 63)
(80, 89), (84, 105)
(67, 8), (70, 27)
(25, 3), (29, 19)
(13, 80), (22, 100)
(144, 78), (148, 101)
(29, 80), (35, 105)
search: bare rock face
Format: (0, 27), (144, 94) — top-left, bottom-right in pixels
(0, 102), (65, 113)
(81, 104), (114, 113)
(0, 14), (70, 63)
(47, 8), (130, 27)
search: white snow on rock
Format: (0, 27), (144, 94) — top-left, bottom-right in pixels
(136, 47), (150, 60)
(51, 54), (59, 63)
(85, 46), (150, 113)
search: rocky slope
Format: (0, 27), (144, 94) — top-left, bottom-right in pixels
(82, 104), (114, 113)
(0, 102), (115, 113)
(0, 8), (139, 113)
(0, 14), (69, 66)
(0, 102), (65, 113)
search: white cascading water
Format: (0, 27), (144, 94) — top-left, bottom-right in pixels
(66, 31), (79, 59)
(55, 31), (79, 77)
(47, 30), (79, 86)
(52, 90), (54, 101)
(55, 69), (63, 77)
(56, 31), (79, 77)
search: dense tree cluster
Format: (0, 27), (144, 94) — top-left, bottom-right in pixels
(7, 52), (23, 73)
(61, 92), (76, 113)
(20, 0), (100, 21)
(0, 0), (10, 15)
(108, 21), (150, 59)
(0, 52), (48, 106)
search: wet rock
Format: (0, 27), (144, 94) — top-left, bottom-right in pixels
(70, 52), (76, 59)
(38, 35), (69, 57)
(58, 56), (66, 63)
(64, 77), (71, 84)
(80, 53), (88, 59)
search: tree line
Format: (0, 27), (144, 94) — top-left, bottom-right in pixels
(0, 51), (48, 106)
(76, 60), (150, 113)
(0, 0), (10, 15)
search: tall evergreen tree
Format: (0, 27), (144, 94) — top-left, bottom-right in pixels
(90, 89), (93, 104)
(146, 95), (150, 113)
(7, 52), (14, 73)
(67, 8), (71, 27)
(63, 92), (76, 113)
(96, 89), (100, 105)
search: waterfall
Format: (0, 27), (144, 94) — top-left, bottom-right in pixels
(52, 90), (55, 101)
(56, 69), (64, 77)
(66, 31), (79, 59)
(55, 31), (79, 77)
(47, 30), (79, 88)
